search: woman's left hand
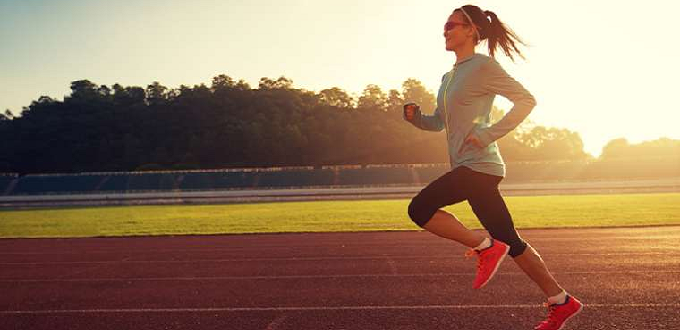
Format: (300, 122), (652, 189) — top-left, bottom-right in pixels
(464, 133), (485, 148)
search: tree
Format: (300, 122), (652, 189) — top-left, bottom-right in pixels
(67, 80), (100, 101)
(258, 76), (293, 90)
(113, 83), (146, 106)
(126, 86), (147, 104)
(516, 126), (590, 160)
(357, 84), (388, 112)
(600, 138), (680, 160)
(0, 74), (596, 173)
(211, 74), (236, 91)
(98, 85), (111, 97)
(600, 138), (629, 159)
(386, 89), (404, 113)
(318, 87), (354, 108)
(401, 78), (436, 113)
(146, 81), (168, 106)
(1, 109), (13, 121)
(211, 74), (249, 92)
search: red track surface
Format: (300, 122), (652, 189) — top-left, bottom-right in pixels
(1, 226), (679, 329)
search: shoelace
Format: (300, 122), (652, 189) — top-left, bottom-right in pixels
(465, 249), (481, 271)
(537, 303), (560, 327)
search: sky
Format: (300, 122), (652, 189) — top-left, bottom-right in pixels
(1, 0), (679, 156)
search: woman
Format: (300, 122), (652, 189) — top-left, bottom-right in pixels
(403, 5), (582, 330)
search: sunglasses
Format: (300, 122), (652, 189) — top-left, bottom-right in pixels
(444, 21), (469, 31)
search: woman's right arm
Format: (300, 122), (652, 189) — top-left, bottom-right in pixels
(403, 73), (446, 132)
(404, 105), (444, 132)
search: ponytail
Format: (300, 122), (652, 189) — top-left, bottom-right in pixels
(457, 5), (527, 61)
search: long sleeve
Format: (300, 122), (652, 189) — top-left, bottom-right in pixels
(475, 58), (536, 146)
(411, 106), (445, 132)
(404, 73), (447, 132)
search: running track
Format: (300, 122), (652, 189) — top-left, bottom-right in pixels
(1, 226), (679, 329)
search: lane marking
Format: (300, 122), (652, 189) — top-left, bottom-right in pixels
(1, 270), (679, 283)
(1, 236), (679, 255)
(2, 303), (679, 314)
(1, 252), (678, 265)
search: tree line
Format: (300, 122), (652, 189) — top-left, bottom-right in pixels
(0, 75), (676, 174)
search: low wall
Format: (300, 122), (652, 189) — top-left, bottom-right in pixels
(2, 178), (679, 209)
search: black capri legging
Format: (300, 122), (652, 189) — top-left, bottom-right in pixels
(408, 165), (527, 257)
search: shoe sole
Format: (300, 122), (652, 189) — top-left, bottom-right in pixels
(554, 303), (583, 330)
(476, 244), (510, 289)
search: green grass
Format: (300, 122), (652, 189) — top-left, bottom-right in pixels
(1, 193), (679, 238)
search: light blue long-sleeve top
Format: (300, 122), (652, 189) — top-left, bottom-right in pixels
(406, 53), (537, 177)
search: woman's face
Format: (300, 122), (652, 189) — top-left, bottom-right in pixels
(443, 11), (473, 51)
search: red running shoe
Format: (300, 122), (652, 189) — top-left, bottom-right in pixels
(534, 295), (584, 330)
(465, 239), (510, 289)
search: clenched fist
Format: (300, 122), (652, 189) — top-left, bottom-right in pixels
(403, 102), (420, 121)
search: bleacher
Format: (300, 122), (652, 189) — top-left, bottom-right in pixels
(0, 174), (18, 194)
(10, 174), (106, 195)
(99, 173), (181, 192)
(256, 168), (336, 188)
(3, 157), (679, 196)
(504, 161), (590, 182)
(411, 164), (450, 184)
(335, 166), (413, 186)
(579, 156), (680, 180)
(180, 171), (259, 190)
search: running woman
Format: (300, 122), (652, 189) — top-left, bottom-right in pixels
(403, 5), (582, 330)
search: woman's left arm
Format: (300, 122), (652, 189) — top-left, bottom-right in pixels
(474, 58), (537, 146)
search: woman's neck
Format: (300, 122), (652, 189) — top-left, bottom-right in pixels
(454, 45), (476, 64)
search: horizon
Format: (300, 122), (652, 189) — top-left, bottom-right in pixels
(2, 0), (679, 157)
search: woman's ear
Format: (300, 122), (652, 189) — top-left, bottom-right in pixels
(466, 26), (476, 39)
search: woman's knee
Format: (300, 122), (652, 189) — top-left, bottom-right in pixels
(408, 196), (435, 228)
(508, 239), (528, 257)
(490, 232), (527, 257)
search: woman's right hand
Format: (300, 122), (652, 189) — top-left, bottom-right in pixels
(403, 102), (420, 121)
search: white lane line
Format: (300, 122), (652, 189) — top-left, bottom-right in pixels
(1, 303), (679, 314)
(1, 270), (678, 283)
(1, 252), (678, 265)
(0, 256), (448, 265)
(1, 236), (679, 255)
(0, 236), (678, 254)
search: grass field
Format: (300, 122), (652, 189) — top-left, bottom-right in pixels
(1, 193), (679, 238)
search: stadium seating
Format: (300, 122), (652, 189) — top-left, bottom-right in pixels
(0, 174), (18, 194)
(179, 171), (258, 190)
(256, 168), (335, 188)
(4, 157), (679, 196)
(95, 173), (181, 192)
(97, 174), (128, 192)
(336, 166), (412, 186)
(411, 164), (450, 184)
(10, 174), (106, 195)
